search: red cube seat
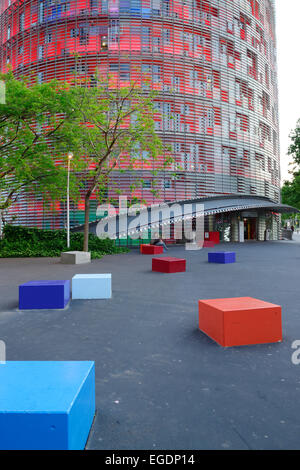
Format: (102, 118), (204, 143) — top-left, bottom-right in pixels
(198, 297), (282, 347)
(152, 257), (186, 273)
(208, 232), (220, 244)
(202, 241), (215, 248)
(140, 244), (164, 255)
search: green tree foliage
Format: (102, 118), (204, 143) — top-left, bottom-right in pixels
(64, 75), (173, 252)
(288, 119), (300, 166)
(281, 172), (300, 211)
(0, 72), (79, 221)
(282, 119), (300, 211)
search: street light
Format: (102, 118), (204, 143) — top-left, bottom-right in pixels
(67, 152), (73, 249)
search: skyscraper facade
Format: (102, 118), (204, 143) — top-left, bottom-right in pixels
(0, 0), (281, 239)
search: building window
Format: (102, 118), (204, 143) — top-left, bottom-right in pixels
(70, 63), (88, 75)
(79, 27), (89, 45)
(152, 65), (161, 83)
(19, 12), (25, 32)
(38, 45), (44, 60)
(45, 32), (52, 44)
(109, 20), (119, 44)
(227, 21), (234, 34)
(70, 28), (79, 38)
(120, 63), (130, 81)
(38, 1), (44, 23)
(163, 29), (170, 44)
(142, 179), (151, 189)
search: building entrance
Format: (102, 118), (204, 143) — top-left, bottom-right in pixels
(243, 217), (257, 240)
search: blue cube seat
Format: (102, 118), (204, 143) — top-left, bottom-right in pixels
(19, 280), (70, 310)
(208, 252), (236, 264)
(72, 274), (111, 299)
(0, 361), (95, 450)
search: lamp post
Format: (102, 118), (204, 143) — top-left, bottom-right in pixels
(0, 209), (2, 239)
(67, 152), (73, 249)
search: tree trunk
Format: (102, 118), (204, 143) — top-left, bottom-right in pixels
(83, 195), (90, 252)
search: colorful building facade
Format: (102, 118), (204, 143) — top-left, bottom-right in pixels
(0, 0), (281, 240)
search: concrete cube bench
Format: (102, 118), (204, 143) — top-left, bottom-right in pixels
(198, 297), (282, 347)
(61, 251), (91, 265)
(0, 361), (95, 450)
(19, 280), (70, 310)
(72, 274), (111, 299)
(140, 244), (164, 255)
(152, 257), (186, 273)
(208, 252), (236, 264)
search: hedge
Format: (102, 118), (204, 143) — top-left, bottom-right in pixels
(0, 225), (129, 259)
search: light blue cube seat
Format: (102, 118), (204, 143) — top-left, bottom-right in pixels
(0, 361), (95, 450)
(72, 274), (111, 299)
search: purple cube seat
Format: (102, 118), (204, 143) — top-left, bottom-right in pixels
(208, 252), (236, 264)
(19, 280), (70, 310)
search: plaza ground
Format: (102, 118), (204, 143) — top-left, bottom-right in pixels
(0, 240), (300, 450)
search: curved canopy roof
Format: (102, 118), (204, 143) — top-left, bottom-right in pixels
(177, 194), (298, 216)
(73, 195), (299, 238)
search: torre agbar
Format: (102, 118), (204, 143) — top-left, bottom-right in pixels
(0, 0), (284, 241)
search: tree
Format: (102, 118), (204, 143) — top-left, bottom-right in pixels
(281, 119), (300, 211)
(288, 119), (300, 166)
(281, 173), (300, 211)
(64, 75), (173, 252)
(0, 72), (79, 231)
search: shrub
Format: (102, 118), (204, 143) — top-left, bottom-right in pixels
(0, 225), (129, 258)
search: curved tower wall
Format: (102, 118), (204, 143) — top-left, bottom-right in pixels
(0, 0), (280, 228)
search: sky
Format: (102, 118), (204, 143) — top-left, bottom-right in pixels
(276, 0), (300, 183)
